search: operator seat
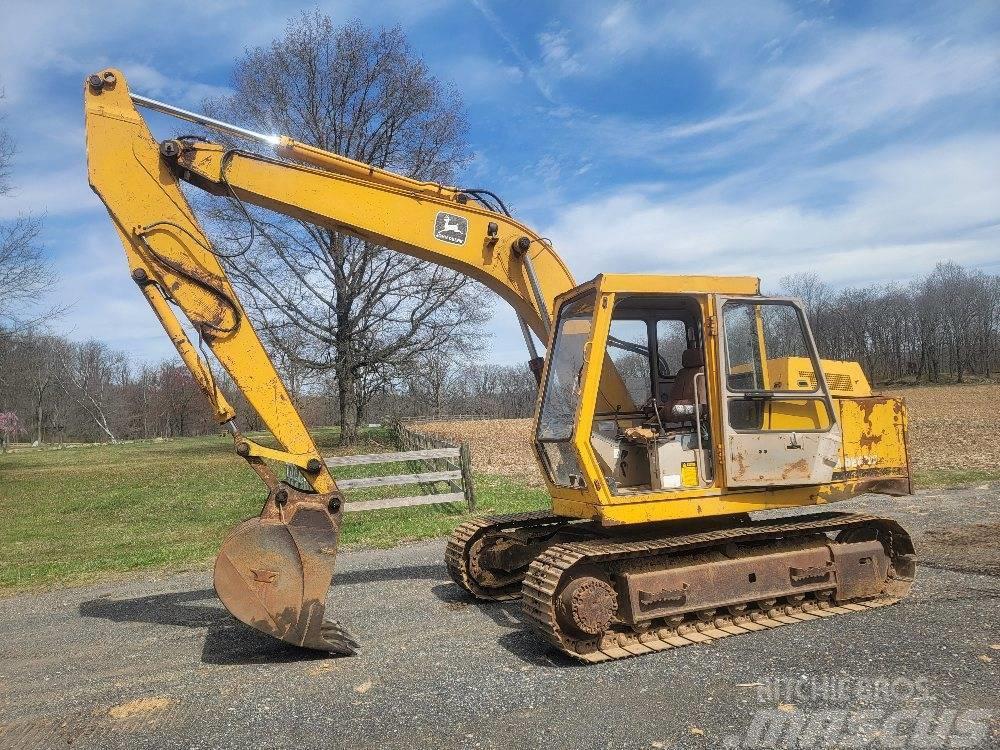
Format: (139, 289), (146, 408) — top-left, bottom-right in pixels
(661, 348), (707, 422)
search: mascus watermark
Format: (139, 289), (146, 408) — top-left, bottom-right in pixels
(722, 677), (993, 749)
(757, 675), (932, 704)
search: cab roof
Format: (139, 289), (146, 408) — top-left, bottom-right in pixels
(591, 273), (761, 296)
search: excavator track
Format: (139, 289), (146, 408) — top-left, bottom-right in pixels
(520, 512), (915, 663)
(446, 511), (571, 600)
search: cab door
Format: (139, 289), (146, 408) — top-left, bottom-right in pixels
(716, 297), (841, 487)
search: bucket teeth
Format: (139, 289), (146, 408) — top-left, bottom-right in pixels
(319, 620), (360, 656)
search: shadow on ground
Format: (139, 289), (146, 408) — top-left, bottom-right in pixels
(78, 588), (327, 665)
(78, 562), (450, 666)
(430, 582), (581, 668)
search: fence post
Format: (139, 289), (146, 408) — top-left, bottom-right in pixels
(460, 441), (475, 512)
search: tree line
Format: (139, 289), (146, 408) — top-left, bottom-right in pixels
(780, 262), (1000, 384)
(0, 328), (538, 447)
(3, 260), (998, 447)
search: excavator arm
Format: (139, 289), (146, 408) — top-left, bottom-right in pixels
(84, 68), (576, 652)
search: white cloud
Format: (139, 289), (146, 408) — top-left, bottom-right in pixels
(117, 63), (233, 108)
(547, 25), (999, 176)
(537, 28), (582, 77)
(0, 166), (101, 220)
(44, 221), (175, 361)
(467, 0), (558, 102)
(447, 56), (525, 101)
(542, 134), (1000, 289)
(762, 31), (1000, 134)
(595, 0), (793, 60)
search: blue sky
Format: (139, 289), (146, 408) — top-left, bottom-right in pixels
(1, 0), (998, 366)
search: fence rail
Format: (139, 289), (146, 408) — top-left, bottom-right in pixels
(395, 420), (475, 511)
(284, 420), (475, 513)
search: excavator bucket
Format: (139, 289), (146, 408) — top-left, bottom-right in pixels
(213, 487), (358, 654)
(84, 70), (357, 653)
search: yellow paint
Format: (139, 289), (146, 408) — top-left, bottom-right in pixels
(593, 273), (760, 296)
(764, 357), (872, 397)
(239, 438), (317, 471)
(538, 283), (909, 525)
(171, 137), (574, 340)
(85, 70), (333, 493)
(836, 397), (909, 480)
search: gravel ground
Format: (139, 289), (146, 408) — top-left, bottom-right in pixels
(0, 486), (997, 750)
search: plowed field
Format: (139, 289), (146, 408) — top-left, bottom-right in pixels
(415, 383), (1000, 485)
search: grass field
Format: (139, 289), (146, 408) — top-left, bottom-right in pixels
(0, 428), (547, 593)
(1, 382), (997, 593)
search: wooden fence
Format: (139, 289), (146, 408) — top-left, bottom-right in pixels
(285, 421), (474, 513)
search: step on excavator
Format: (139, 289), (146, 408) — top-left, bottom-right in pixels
(85, 69), (915, 662)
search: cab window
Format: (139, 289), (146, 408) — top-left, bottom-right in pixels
(722, 301), (832, 432)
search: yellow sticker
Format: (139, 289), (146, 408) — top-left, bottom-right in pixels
(681, 461), (698, 487)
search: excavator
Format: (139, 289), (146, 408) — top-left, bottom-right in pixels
(84, 69), (915, 662)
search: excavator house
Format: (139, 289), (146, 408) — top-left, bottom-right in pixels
(85, 69), (915, 663)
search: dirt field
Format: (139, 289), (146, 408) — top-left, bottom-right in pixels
(417, 382), (1000, 485)
(884, 382), (1000, 473)
(416, 417), (542, 484)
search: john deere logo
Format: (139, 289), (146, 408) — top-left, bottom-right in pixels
(434, 212), (467, 245)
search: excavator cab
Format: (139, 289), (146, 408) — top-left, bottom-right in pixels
(533, 275), (911, 527)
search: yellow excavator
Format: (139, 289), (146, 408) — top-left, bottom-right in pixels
(85, 69), (915, 662)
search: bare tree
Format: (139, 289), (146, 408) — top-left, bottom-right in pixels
(13, 331), (64, 444)
(0, 91), (12, 194)
(0, 411), (23, 452)
(59, 341), (127, 443)
(203, 14), (488, 443)
(0, 86), (48, 327)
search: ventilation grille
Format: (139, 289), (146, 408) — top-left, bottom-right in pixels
(799, 370), (854, 391)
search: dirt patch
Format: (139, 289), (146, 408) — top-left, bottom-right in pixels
(107, 696), (173, 720)
(415, 383), (1000, 484)
(414, 418), (543, 485)
(919, 522), (1000, 576)
(882, 383), (1000, 473)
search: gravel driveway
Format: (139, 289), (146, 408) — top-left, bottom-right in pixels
(1, 486), (997, 750)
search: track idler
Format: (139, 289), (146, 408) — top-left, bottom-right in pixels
(213, 481), (358, 654)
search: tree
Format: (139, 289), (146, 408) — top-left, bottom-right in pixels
(204, 14), (488, 443)
(59, 341), (127, 443)
(0, 411), (23, 452)
(0, 85), (48, 327)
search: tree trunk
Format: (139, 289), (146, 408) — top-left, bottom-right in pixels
(338, 367), (359, 445)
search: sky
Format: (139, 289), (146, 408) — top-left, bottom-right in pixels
(1, 0), (998, 366)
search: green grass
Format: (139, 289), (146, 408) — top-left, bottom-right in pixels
(913, 468), (1000, 489)
(0, 429), (547, 593)
(7, 426), (991, 593)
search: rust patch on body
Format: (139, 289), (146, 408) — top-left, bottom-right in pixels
(857, 431), (883, 449)
(731, 448), (749, 480)
(781, 458), (810, 480)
